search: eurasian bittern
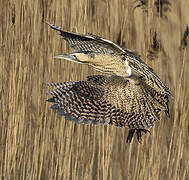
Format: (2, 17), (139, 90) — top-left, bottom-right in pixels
(45, 22), (171, 143)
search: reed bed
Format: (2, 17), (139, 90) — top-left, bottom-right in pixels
(0, 0), (188, 179)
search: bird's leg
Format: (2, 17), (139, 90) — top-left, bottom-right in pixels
(136, 129), (151, 143)
(126, 129), (150, 143)
(126, 129), (136, 143)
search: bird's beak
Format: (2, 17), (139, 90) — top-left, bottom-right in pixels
(53, 54), (69, 59)
(53, 53), (83, 64)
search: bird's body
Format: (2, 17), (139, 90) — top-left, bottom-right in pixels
(45, 22), (171, 142)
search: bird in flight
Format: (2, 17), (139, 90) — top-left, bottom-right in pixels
(45, 21), (171, 143)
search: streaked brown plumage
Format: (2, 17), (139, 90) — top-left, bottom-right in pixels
(45, 22), (171, 142)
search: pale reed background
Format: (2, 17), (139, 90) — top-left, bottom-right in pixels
(0, 0), (189, 179)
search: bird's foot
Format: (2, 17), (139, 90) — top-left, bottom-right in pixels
(126, 129), (150, 143)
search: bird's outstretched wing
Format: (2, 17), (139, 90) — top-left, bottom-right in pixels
(46, 21), (124, 54)
(45, 76), (126, 126)
(45, 75), (163, 142)
(46, 22), (132, 76)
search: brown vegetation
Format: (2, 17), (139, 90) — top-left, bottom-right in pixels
(0, 0), (189, 179)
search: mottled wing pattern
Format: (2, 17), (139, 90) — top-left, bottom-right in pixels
(46, 22), (124, 54)
(46, 75), (162, 130)
(46, 77), (129, 126)
(125, 54), (171, 116)
(101, 76), (162, 129)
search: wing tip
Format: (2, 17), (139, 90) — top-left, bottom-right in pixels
(44, 20), (51, 26)
(46, 98), (55, 103)
(45, 20), (63, 32)
(50, 104), (59, 110)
